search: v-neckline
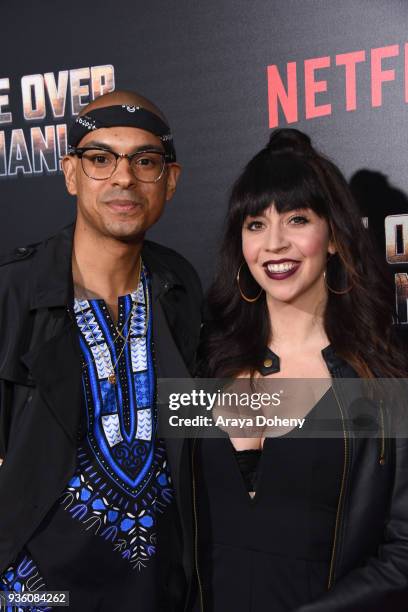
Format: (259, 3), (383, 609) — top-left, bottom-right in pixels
(225, 389), (331, 504)
(228, 438), (269, 504)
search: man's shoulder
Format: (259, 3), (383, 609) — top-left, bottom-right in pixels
(0, 243), (39, 310)
(0, 225), (72, 303)
(143, 240), (202, 290)
(143, 239), (193, 267)
(0, 242), (39, 277)
(0, 225), (73, 276)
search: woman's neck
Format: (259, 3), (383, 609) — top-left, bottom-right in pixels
(267, 292), (329, 355)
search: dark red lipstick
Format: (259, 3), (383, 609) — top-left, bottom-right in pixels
(262, 259), (300, 280)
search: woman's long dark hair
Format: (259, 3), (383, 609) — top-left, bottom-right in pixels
(201, 128), (408, 378)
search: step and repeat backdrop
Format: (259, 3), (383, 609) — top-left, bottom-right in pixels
(1, 0), (408, 326)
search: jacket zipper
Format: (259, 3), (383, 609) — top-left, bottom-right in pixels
(191, 438), (204, 612)
(378, 399), (386, 465)
(327, 385), (349, 590)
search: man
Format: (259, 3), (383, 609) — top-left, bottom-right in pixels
(0, 91), (202, 611)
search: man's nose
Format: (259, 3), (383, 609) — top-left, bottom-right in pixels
(111, 156), (137, 187)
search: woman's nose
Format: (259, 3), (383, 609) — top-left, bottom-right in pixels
(264, 224), (290, 252)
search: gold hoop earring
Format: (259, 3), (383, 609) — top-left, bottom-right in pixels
(237, 262), (263, 303)
(324, 271), (352, 295)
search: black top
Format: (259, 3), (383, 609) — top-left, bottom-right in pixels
(194, 388), (344, 612)
(233, 449), (262, 492)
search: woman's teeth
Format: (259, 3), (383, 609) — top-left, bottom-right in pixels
(266, 262), (297, 273)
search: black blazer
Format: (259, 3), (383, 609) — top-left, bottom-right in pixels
(0, 224), (202, 604)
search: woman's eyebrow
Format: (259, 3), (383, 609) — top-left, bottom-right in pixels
(246, 212), (266, 218)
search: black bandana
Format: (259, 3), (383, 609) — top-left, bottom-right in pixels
(68, 104), (176, 162)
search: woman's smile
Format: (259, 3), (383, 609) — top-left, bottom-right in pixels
(262, 258), (301, 280)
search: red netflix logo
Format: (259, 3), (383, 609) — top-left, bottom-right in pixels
(267, 43), (406, 127)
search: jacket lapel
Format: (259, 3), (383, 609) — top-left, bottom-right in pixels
(19, 225), (82, 443)
(21, 316), (82, 444)
(150, 271), (190, 485)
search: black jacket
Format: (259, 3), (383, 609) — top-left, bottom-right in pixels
(0, 224), (202, 607)
(192, 345), (408, 612)
(291, 351), (408, 611)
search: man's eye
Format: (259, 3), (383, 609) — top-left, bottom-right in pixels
(135, 156), (157, 167)
(90, 154), (111, 166)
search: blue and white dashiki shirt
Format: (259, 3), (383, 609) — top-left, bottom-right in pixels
(0, 267), (181, 612)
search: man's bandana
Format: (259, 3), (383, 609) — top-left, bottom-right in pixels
(68, 104), (177, 162)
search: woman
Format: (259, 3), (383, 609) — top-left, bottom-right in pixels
(193, 129), (408, 611)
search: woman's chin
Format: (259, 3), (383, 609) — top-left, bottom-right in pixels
(265, 288), (301, 304)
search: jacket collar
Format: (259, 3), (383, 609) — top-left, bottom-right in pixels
(29, 224), (75, 310)
(141, 240), (185, 301)
(261, 344), (356, 377)
(29, 223), (185, 310)
(320, 344), (352, 375)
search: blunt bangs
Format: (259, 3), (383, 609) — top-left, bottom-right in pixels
(231, 151), (329, 222)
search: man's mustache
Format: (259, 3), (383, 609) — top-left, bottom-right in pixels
(100, 190), (145, 204)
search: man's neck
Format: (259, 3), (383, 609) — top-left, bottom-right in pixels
(72, 225), (143, 319)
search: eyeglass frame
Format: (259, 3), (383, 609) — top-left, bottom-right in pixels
(69, 145), (168, 183)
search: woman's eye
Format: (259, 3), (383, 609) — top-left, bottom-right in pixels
(246, 220), (264, 231)
(288, 215), (309, 225)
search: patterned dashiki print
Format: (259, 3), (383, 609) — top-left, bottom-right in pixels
(0, 266), (174, 610)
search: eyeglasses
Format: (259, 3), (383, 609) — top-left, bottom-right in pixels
(70, 146), (167, 182)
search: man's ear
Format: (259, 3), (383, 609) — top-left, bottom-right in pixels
(62, 155), (78, 196)
(165, 163), (181, 201)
